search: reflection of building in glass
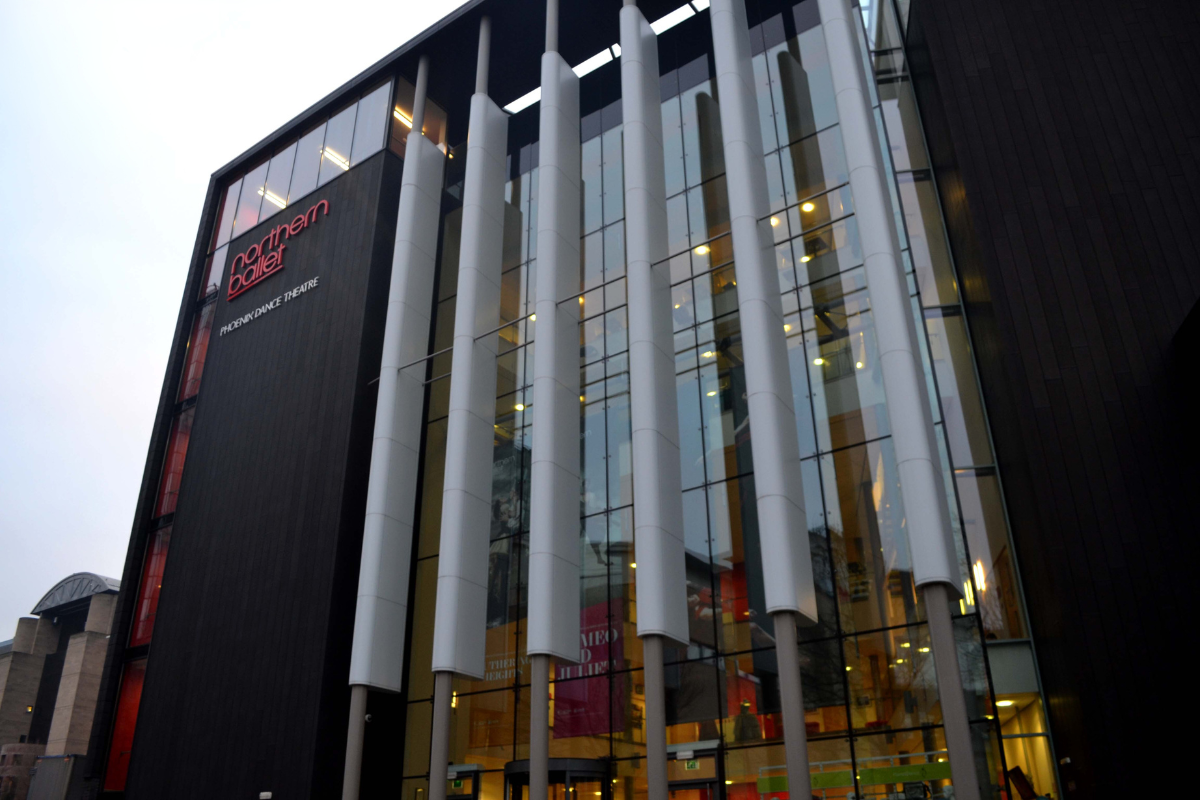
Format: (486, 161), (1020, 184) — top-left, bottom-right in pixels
(75, 0), (1195, 798)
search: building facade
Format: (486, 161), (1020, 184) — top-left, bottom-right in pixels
(75, 0), (1200, 798)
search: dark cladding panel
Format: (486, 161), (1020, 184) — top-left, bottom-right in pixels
(125, 151), (404, 800)
(905, 0), (1200, 794)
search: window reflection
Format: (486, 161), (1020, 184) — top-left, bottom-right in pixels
(231, 160), (268, 238)
(318, 104), (357, 186)
(260, 143), (297, 219)
(897, 171), (957, 305)
(955, 469), (1026, 639)
(214, 180), (240, 249)
(198, 245), (228, 299)
(925, 307), (992, 467)
(129, 526), (170, 647)
(178, 302), (215, 401)
(289, 124), (326, 203)
(351, 82), (391, 165)
(154, 407), (194, 518)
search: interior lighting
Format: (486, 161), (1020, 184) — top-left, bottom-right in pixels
(394, 107), (413, 128)
(610, 44), (622, 58)
(504, 87), (542, 114)
(26, 706), (33, 713)
(783, 323), (792, 332)
(896, 658), (904, 664)
(725, 781), (733, 786)
(674, 303), (681, 309)
(800, 254), (813, 262)
(845, 666), (852, 671)
(973, 559), (987, 593)
(630, 563), (637, 569)
(322, 147), (350, 171)
(451, 691), (458, 708)
(813, 357), (825, 365)
(694, 244), (710, 255)
(573, 48), (614, 78)
(996, 700), (1015, 707)
(258, 187), (287, 209)
(770, 216), (781, 227)
(691, 0), (711, 10)
(707, 391), (717, 396)
(580, 395), (585, 402)
(515, 403), (525, 411)
(701, 350), (715, 358)
(919, 647), (930, 653)
(801, 201), (816, 212)
(530, 314), (536, 321)
(650, 3), (696, 34)
(856, 361), (864, 369)
(900, 642), (911, 648)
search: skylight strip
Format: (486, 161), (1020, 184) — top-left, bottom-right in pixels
(650, 3), (696, 34)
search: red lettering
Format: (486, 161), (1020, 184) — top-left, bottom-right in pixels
(289, 215), (305, 235)
(226, 203), (325, 301)
(246, 243), (260, 263)
(305, 199), (329, 225)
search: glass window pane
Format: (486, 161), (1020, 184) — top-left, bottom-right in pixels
(351, 82), (391, 165)
(231, 160), (268, 240)
(214, 179), (241, 249)
(844, 624), (941, 731)
(199, 244), (228, 299)
(406, 559), (437, 700)
(677, 372), (706, 490)
(102, 658), (147, 792)
(582, 136), (603, 234)
(781, 126), (849, 205)
(804, 268), (890, 452)
(402, 701), (433, 775)
(129, 526), (170, 647)
(602, 125), (624, 225)
(688, 176), (730, 246)
(665, 658), (723, 743)
(178, 302), (215, 401)
(260, 142), (297, 220)
(661, 96), (686, 198)
(796, 216), (863, 284)
(956, 469), (1026, 639)
(318, 104), (357, 186)
(880, 77), (928, 171)
(853, 727), (954, 798)
(681, 82), (725, 188)
(897, 171), (957, 305)
(289, 124), (325, 204)
(154, 407), (194, 518)
(925, 308), (993, 467)
(727, 740), (856, 799)
(822, 438), (925, 633)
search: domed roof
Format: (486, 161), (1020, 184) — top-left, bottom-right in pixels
(31, 572), (120, 615)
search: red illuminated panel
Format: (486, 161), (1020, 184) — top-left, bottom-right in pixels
(129, 527), (171, 647)
(178, 304), (215, 401)
(103, 658), (147, 792)
(154, 409), (194, 518)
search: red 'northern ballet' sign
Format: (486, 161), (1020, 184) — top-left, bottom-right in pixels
(227, 199), (330, 301)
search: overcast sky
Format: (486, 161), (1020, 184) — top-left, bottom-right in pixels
(0, 0), (471, 641)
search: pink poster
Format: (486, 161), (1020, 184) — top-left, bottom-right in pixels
(553, 599), (624, 738)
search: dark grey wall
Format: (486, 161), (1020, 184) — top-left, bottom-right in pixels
(905, 0), (1200, 794)
(122, 151), (403, 800)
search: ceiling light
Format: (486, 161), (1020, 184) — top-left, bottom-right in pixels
(707, 390), (717, 396)
(674, 303), (681, 309)
(573, 48), (614, 78)
(515, 403), (525, 411)
(845, 666), (852, 671)
(701, 350), (715, 358)
(322, 147), (349, 171)
(919, 646), (930, 653)
(813, 357), (824, 365)
(650, 4), (696, 34)
(725, 781), (733, 786)
(896, 658), (904, 663)
(530, 314), (536, 321)
(580, 395), (585, 402)
(692, 0), (711, 10)
(770, 216), (780, 227)
(800, 254), (812, 262)
(394, 107), (413, 128)
(504, 87), (542, 114)
(996, 700), (1015, 707)
(801, 201), (816, 212)
(258, 187), (287, 209)
(900, 642), (911, 648)
(610, 44), (622, 58)
(783, 324), (792, 332)
(856, 361), (864, 369)
(630, 563), (637, 569)
(694, 244), (710, 255)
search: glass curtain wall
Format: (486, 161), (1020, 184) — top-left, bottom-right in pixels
(858, 0), (1059, 796)
(396, 6), (1015, 800)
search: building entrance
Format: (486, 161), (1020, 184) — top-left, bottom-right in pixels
(504, 758), (611, 800)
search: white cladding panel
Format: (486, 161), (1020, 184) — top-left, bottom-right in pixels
(432, 94), (511, 678)
(621, 5), (690, 646)
(527, 52), (582, 662)
(710, 0), (817, 622)
(349, 134), (446, 690)
(817, 0), (962, 591)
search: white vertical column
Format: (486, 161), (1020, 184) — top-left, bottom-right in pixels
(431, 52), (509, 685)
(528, 6), (581, 796)
(709, 0), (816, 793)
(345, 56), (443, 800)
(816, 0), (979, 796)
(620, 6), (688, 800)
(528, 50), (582, 668)
(709, 0), (817, 626)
